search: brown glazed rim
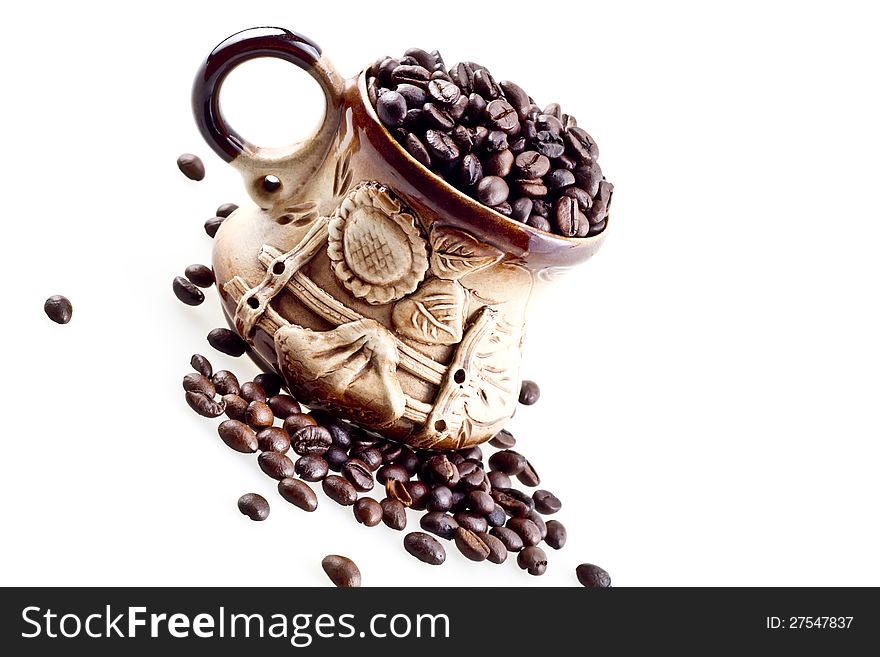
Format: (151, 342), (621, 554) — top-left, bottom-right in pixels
(355, 71), (608, 252)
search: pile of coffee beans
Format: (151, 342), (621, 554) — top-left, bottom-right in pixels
(366, 49), (612, 237)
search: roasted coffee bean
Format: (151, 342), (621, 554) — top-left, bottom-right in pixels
(562, 186), (593, 213)
(324, 446), (349, 472)
(577, 563), (611, 588)
(381, 498), (407, 530)
(403, 108), (423, 129)
(322, 555), (361, 587)
(404, 532), (446, 565)
(218, 420), (258, 453)
(488, 450), (526, 475)
(454, 527), (490, 561)
(397, 448), (420, 475)
(493, 487), (535, 516)
(575, 161), (603, 197)
(350, 446), (383, 471)
(490, 526), (524, 552)
(216, 202), (238, 218)
(404, 47), (437, 70)
(183, 373), (215, 397)
(458, 445), (483, 461)
(404, 133), (431, 168)
(278, 477), (318, 512)
(421, 455), (460, 487)
(533, 489), (562, 514)
(473, 68), (500, 99)
(448, 94), (469, 120)
(464, 92), (487, 122)
(322, 475), (357, 506)
(526, 214), (552, 232)
(237, 493), (269, 521)
(507, 517), (542, 547)
(252, 372), (283, 397)
(486, 99), (518, 132)
(527, 510), (547, 539)
(454, 512), (488, 534)
(499, 80), (530, 119)
(423, 103), (455, 131)
(404, 481), (430, 510)
(553, 196), (582, 237)
(472, 126), (489, 149)
(516, 178), (549, 198)
(207, 328), (248, 357)
(545, 520), (567, 549)
(485, 149), (514, 177)
(190, 354), (212, 378)
(177, 153), (205, 181)
(459, 153), (483, 186)
(257, 427), (291, 454)
(486, 504), (507, 527)
(477, 532), (508, 564)
(510, 136), (527, 153)
(476, 176), (509, 206)
(222, 394), (248, 421)
(536, 114), (563, 137)
(566, 127), (599, 162)
(212, 370), (240, 396)
(184, 264), (214, 288)
(353, 498), (383, 527)
(204, 216), (225, 238)
(239, 381), (267, 404)
(376, 58), (400, 85)
(185, 391), (225, 418)
(489, 429), (516, 449)
(534, 133), (565, 159)
(386, 478), (413, 506)
(517, 545), (548, 575)
(466, 490), (495, 515)
(449, 62), (476, 94)
(532, 199), (552, 216)
(488, 470), (512, 490)
(258, 451), (295, 480)
(342, 458), (375, 492)
(486, 130), (509, 152)
(420, 512), (459, 540)
(322, 424), (350, 451)
(173, 276), (204, 306)
(510, 197), (533, 222)
(397, 83), (427, 107)
(283, 412), (317, 435)
(379, 442), (404, 465)
(428, 78), (460, 105)
(543, 102), (561, 118)
(267, 395), (300, 419)
(425, 129), (459, 162)
(245, 401), (274, 428)
(546, 168), (575, 190)
(516, 459), (541, 487)
(450, 125), (475, 153)
(492, 202), (512, 216)
(450, 489), (467, 512)
(292, 425), (332, 456)
(457, 462), (487, 491)
(392, 64), (431, 87)
(295, 454), (329, 481)
(428, 486), (453, 513)
(377, 464), (410, 485)
(514, 151), (551, 178)
(376, 91), (407, 127)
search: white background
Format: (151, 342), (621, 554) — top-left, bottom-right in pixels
(1, 1), (878, 587)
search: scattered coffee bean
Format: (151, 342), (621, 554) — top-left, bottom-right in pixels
(190, 354), (212, 377)
(207, 328), (248, 357)
(323, 475), (357, 506)
(493, 487), (535, 517)
(212, 370), (240, 396)
(283, 413), (317, 434)
(353, 497), (383, 527)
(421, 455), (460, 487)
(453, 512), (488, 534)
(420, 512), (459, 540)
(386, 479), (413, 506)
(223, 394), (248, 421)
(257, 427), (291, 454)
(183, 373), (215, 397)
(376, 464), (410, 485)
(342, 458), (375, 492)
(517, 460), (541, 487)
(518, 379), (541, 405)
(545, 520), (567, 549)
(279, 477), (318, 512)
(454, 527), (490, 562)
(477, 532), (508, 564)
(173, 276), (204, 306)
(351, 446), (383, 471)
(322, 555), (361, 588)
(218, 420), (258, 453)
(576, 563), (611, 588)
(488, 450), (526, 475)
(427, 486), (454, 513)
(177, 153), (205, 181)
(185, 391), (226, 418)
(533, 489), (562, 514)
(240, 381), (267, 403)
(404, 481), (430, 510)
(488, 470), (512, 490)
(381, 497), (407, 530)
(204, 216), (225, 238)
(237, 493), (269, 521)
(507, 517), (542, 546)
(257, 451), (295, 480)
(466, 490), (495, 516)
(324, 446), (349, 472)
(404, 532), (446, 565)
(517, 545), (548, 575)
(245, 401), (274, 428)
(291, 426), (332, 456)
(216, 203), (238, 218)
(268, 395), (300, 419)
(486, 504), (507, 528)
(490, 526), (524, 552)
(184, 264), (214, 288)
(253, 372), (284, 397)
(526, 510), (547, 539)
(44, 295), (73, 324)
(489, 429), (516, 449)
(295, 455), (329, 482)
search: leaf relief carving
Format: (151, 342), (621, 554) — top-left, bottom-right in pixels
(392, 277), (466, 345)
(429, 225), (504, 280)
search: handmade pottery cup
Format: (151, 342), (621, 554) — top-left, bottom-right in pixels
(192, 27), (608, 449)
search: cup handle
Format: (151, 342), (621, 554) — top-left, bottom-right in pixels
(192, 27), (345, 206)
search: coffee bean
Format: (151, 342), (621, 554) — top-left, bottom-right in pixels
(245, 401), (274, 428)
(324, 446), (349, 472)
(473, 68), (500, 99)
(404, 133), (431, 168)
(488, 450), (526, 475)
(212, 370), (240, 396)
(545, 520), (567, 549)
(536, 114), (564, 137)
(459, 153), (483, 186)
(507, 517), (542, 546)
(294, 454), (329, 482)
(486, 130), (509, 152)
(486, 99), (518, 132)
(454, 511), (488, 534)
(184, 264), (214, 288)
(376, 91), (407, 127)
(498, 80), (530, 119)
(404, 532), (446, 565)
(562, 186), (592, 213)
(322, 475), (357, 506)
(291, 425), (332, 456)
(532, 199), (552, 216)
(380, 443), (404, 465)
(476, 176), (509, 206)
(421, 455), (460, 487)
(425, 129), (460, 162)
(427, 486), (453, 512)
(516, 178), (549, 198)
(381, 498), (407, 530)
(279, 477), (318, 512)
(516, 460), (541, 487)
(454, 527), (490, 561)
(204, 216), (225, 238)
(237, 493), (269, 521)
(489, 429), (516, 450)
(177, 153), (205, 181)
(486, 504), (507, 527)
(449, 62), (476, 94)
(218, 420), (258, 453)
(239, 381), (267, 404)
(456, 461), (487, 491)
(190, 354), (212, 378)
(251, 372), (282, 398)
(566, 127), (599, 163)
(183, 373), (215, 397)
(576, 563), (611, 588)
(428, 78), (460, 105)
(575, 161), (603, 197)
(207, 328), (248, 357)
(258, 451), (295, 480)
(185, 391), (225, 418)
(526, 214), (552, 232)
(267, 395), (300, 419)
(376, 58), (400, 85)
(222, 394), (247, 421)
(420, 512), (459, 540)
(216, 203), (238, 218)
(492, 201), (512, 216)
(464, 490), (495, 516)
(488, 471), (512, 491)
(448, 94), (469, 120)
(386, 479), (413, 506)
(464, 92), (487, 122)
(533, 489), (562, 515)
(257, 427), (291, 454)
(546, 168), (575, 190)
(352, 497), (383, 527)
(513, 151), (551, 178)
(173, 276), (204, 306)
(404, 481), (430, 510)
(281, 414), (314, 437)
(342, 458), (375, 492)
(517, 545), (548, 575)
(485, 149), (515, 177)
(376, 464), (410, 485)
(404, 47), (436, 70)
(534, 133), (565, 159)
(510, 197), (533, 222)
(490, 526), (524, 552)
(397, 83), (427, 107)
(392, 64), (431, 87)
(322, 555), (361, 587)
(477, 532), (508, 564)
(351, 446), (383, 471)
(494, 487), (535, 516)
(527, 510), (547, 539)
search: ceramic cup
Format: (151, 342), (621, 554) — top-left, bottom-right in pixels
(192, 27), (608, 449)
